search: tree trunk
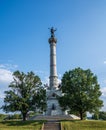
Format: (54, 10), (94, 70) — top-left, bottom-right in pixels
(22, 112), (27, 121)
(80, 111), (83, 120)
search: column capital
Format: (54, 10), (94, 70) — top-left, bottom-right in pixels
(48, 37), (57, 43)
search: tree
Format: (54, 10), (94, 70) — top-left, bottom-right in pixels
(92, 112), (99, 120)
(58, 67), (103, 120)
(92, 111), (106, 120)
(2, 71), (46, 121)
(99, 111), (106, 120)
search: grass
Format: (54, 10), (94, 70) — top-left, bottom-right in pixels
(61, 120), (106, 130)
(0, 119), (106, 130)
(0, 120), (44, 130)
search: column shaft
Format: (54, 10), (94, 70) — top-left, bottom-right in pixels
(49, 42), (58, 89)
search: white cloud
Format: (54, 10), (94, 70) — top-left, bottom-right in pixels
(43, 76), (49, 85)
(0, 63), (18, 83)
(0, 64), (5, 68)
(103, 61), (106, 64)
(0, 91), (5, 99)
(103, 80), (106, 84)
(100, 87), (106, 111)
(0, 63), (17, 110)
(0, 69), (13, 83)
(58, 74), (62, 78)
(101, 87), (106, 97)
(0, 68), (13, 101)
(100, 96), (106, 111)
(0, 64), (18, 70)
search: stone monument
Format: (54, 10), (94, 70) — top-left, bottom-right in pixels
(46, 27), (63, 115)
(30, 28), (80, 120)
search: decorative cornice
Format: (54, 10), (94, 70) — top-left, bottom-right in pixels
(48, 37), (57, 43)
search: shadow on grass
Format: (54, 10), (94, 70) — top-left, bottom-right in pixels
(60, 119), (81, 122)
(1, 120), (46, 126)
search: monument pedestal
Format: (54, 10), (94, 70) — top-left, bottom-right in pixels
(51, 110), (57, 115)
(46, 89), (63, 116)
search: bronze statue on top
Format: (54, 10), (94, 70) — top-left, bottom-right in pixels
(49, 27), (57, 38)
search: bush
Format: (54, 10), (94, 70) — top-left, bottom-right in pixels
(4, 114), (22, 120)
(92, 111), (106, 120)
(0, 114), (7, 120)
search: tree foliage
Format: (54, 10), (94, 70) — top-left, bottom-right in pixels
(92, 111), (106, 120)
(99, 111), (106, 120)
(2, 71), (46, 121)
(59, 67), (103, 120)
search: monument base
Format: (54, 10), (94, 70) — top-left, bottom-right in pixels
(29, 115), (80, 120)
(51, 110), (57, 116)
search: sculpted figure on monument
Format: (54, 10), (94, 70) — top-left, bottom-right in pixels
(49, 27), (57, 37)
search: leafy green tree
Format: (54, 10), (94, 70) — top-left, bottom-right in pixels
(59, 67), (103, 120)
(0, 114), (7, 121)
(99, 111), (106, 120)
(92, 111), (106, 120)
(2, 71), (46, 121)
(92, 112), (99, 120)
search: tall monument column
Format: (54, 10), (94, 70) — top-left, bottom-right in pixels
(46, 27), (63, 116)
(48, 27), (58, 89)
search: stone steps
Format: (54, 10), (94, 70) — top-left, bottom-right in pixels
(30, 115), (74, 121)
(43, 121), (61, 130)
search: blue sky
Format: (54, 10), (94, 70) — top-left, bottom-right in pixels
(0, 0), (106, 113)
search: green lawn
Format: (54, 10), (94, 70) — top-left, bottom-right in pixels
(61, 120), (106, 130)
(0, 120), (44, 130)
(1, 120), (106, 130)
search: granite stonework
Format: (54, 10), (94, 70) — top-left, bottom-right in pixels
(29, 28), (80, 120)
(45, 27), (64, 116)
(46, 89), (64, 115)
